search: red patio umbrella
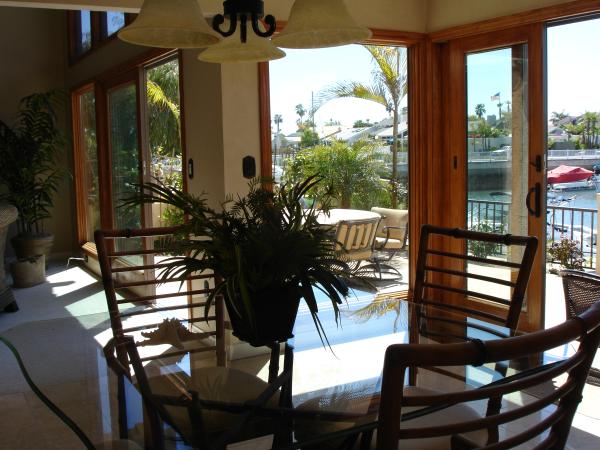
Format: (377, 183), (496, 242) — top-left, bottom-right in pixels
(547, 165), (593, 184)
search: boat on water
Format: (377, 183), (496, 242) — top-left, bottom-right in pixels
(548, 165), (597, 192)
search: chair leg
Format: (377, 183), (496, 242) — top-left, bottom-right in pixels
(363, 260), (402, 280)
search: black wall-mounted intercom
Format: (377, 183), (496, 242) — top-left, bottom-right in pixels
(242, 155), (256, 179)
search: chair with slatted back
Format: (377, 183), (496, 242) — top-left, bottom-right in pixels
(375, 301), (600, 450)
(413, 224), (538, 339)
(333, 217), (381, 270)
(410, 225), (538, 442)
(95, 226), (291, 447)
(104, 335), (292, 450)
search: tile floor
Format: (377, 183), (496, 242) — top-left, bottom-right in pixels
(0, 261), (599, 449)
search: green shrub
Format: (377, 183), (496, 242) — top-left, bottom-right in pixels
(468, 222), (505, 258)
(547, 237), (584, 270)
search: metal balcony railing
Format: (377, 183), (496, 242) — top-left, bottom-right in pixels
(467, 199), (598, 269)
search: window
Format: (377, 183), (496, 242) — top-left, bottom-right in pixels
(71, 53), (183, 250)
(68, 10), (131, 62)
(104, 12), (126, 38)
(78, 10), (92, 54)
(268, 44), (410, 289)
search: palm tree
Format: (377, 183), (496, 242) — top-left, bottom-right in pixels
(475, 103), (486, 119)
(320, 46), (408, 208)
(146, 61), (181, 159)
(550, 110), (568, 127)
(295, 104), (306, 129)
(581, 112), (599, 149)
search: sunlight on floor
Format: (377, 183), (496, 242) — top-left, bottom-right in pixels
(48, 266), (97, 297)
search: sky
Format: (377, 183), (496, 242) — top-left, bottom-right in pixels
(269, 45), (390, 135)
(269, 17), (600, 135)
(547, 18), (600, 118)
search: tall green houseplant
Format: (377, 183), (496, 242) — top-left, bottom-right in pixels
(0, 91), (65, 258)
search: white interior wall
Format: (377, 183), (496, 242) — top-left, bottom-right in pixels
(426, 0), (577, 32)
(0, 7), (74, 256)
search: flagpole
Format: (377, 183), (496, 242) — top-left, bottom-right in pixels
(497, 94), (502, 121)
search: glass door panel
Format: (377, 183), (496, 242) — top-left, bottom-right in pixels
(109, 83), (140, 230)
(466, 45), (529, 300)
(108, 82), (141, 257)
(145, 58), (183, 228)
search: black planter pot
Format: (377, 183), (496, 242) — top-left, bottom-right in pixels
(225, 286), (301, 347)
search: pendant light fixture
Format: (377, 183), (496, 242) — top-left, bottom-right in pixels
(118, 0), (370, 63)
(212, 0), (277, 43)
(272, 0), (372, 49)
(198, 23), (285, 63)
(118, 0), (221, 48)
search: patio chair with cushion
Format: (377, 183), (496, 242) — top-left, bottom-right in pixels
(376, 301), (600, 450)
(333, 216), (381, 270)
(369, 207), (408, 279)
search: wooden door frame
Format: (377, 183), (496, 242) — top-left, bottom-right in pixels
(438, 24), (546, 331)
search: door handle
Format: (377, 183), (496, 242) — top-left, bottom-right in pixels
(525, 182), (541, 217)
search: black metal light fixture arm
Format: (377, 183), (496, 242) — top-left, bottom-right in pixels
(212, 0), (277, 43)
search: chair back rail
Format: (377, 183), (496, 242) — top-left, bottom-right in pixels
(94, 226), (226, 369)
(377, 302), (600, 450)
(414, 224), (538, 330)
(334, 217), (381, 261)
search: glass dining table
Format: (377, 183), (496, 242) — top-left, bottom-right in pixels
(0, 291), (572, 450)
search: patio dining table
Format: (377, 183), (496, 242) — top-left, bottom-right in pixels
(315, 208), (381, 226)
(0, 294), (574, 449)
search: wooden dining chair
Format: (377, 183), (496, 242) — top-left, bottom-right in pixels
(104, 335), (291, 450)
(413, 224), (539, 338)
(376, 301), (600, 450)
(95, 226), (292, 446)
(410, 225), (538, 442)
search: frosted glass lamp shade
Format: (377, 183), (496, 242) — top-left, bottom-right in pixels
(198, 27), (285, 63)
(272, 0), (372, 49)
(118, 0), (221, 48)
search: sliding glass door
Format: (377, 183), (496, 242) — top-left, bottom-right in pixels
(449, 26), (546, 331)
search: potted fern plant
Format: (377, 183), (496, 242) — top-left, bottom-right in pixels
(124, 176), (354, 347)
(0, 91), (66, 266)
